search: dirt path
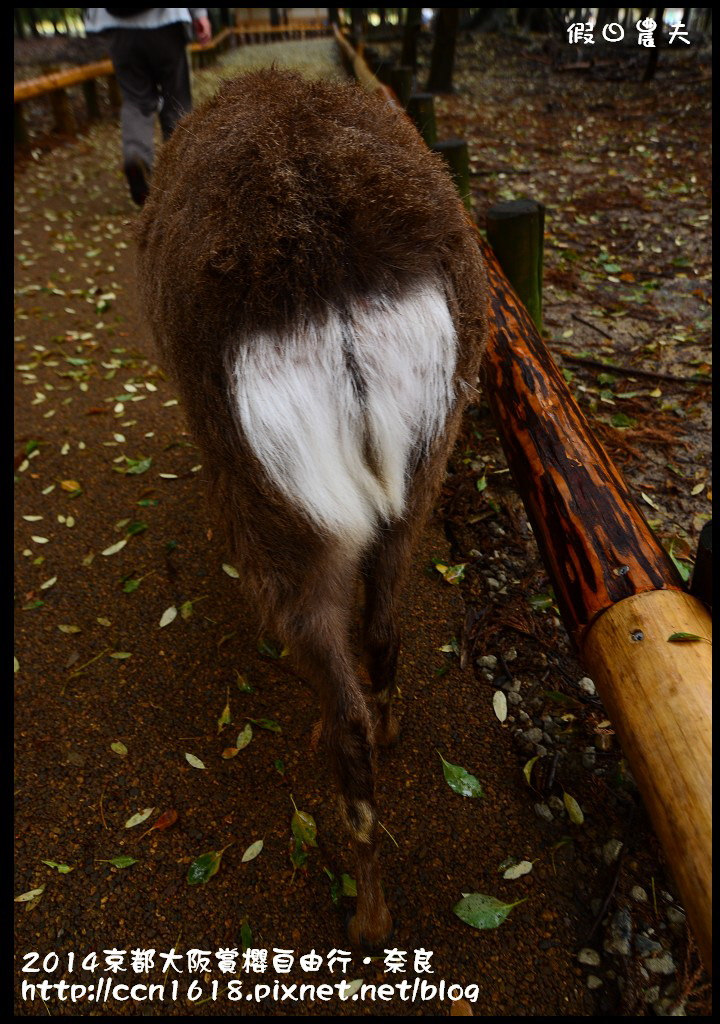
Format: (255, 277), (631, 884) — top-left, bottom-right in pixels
(14, 36), (710, 1017)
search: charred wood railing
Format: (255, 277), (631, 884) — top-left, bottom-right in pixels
(334, 24), (712, 972)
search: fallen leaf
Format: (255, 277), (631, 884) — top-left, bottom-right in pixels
(159, 605), (177, 628)
(241, 839), (263, 863)
(125, 808), (155, 829)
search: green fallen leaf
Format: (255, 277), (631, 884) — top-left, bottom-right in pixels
(668, 632), (711, 644)
(247, 717), (281, 733)
(434, 561), (466, 585)
(98, 856), (138, 869)
(187, 844), (232, 885)
(438, 752), (483, 799)
(41, 861), (74, 874)
(235, 671), (254, 693)
(240, 921), (252, 953)
(341, 873), (357, 897)
(110, 741), (128, 757)
(290, 797), (317, 848)
(123, 456), (152, 476)
(217, 693), (231, 733)
(453, 893), (525, 930)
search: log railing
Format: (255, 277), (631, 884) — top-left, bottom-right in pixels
(333, 25), (712, 973)
(13, 22), (332, 142)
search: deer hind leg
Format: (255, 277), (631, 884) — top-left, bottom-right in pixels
(267, 545), (393, 948)
(362, 506), (428, 748)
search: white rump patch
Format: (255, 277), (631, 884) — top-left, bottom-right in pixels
(228, 280), (457, 549)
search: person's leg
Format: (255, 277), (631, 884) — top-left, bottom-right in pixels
(149, 23), (193, 140)
(105, 28), (158, 203)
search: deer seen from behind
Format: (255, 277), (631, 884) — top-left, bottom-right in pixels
(136, 68), (488, 947)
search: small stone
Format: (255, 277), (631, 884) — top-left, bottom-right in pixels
(603, 838), (623, 865)
(645, 953), (676, 976)
(653, 997), (686, 1016)
(547, 795), (565, 815)
(631, 885), (648, 903)
(635, 934), (663, 957)
(524, 727), (543, 744)
(582, 750), (596, 769)
(507, 691), (522, 706)
(518, 710), (531, 724)
(644, 986), (660, 1003)
(504, 647), (517, 661)
(486, 577), (500, 589)
(577, 947), (601, 967)
(604, 907), (633, 957)
(509, 678), (522, 692)
(477, 655), (497, 669)
(577, 676), (596, 696)
(666, 907), (686, 927)
(587, 975), (603, 990)
(534, 802), (554, 822)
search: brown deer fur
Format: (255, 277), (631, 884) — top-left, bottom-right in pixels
(136, 68), (487, 946)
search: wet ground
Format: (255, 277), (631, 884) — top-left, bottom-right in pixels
(14, 34), (710, 1016)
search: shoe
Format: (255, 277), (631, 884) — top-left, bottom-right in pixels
(124, 158), (150, 207)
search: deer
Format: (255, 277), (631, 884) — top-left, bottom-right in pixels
(136, 67), (488, 948)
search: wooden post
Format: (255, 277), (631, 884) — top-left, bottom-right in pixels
(582, 590), (711, 971)
(82, 78), (101, 120)
(372, 56), (396, 85)
(389, 65), (413, 107)
(407, 92), (437, 146)
(107, 75), (122, 108)
(689, 521), (712, 607)
(431, 138), (471, 210)
(14, 104), (29, 145)
(486, 199), (545, 332)
(50, 87), (75, 134)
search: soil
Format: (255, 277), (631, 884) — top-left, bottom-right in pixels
(14, 31), (711, 1017)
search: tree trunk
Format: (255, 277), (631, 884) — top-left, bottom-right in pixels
(594, 7), (618, 33)
(642, 7), (664, 82)
(426, 8), (459, 93)
(350, 8), (366, 38)
(327, 8), (340, 27)
(401, 6), (422, 71)
(270, 8), (281, 27)
(27, 8), (40, 37)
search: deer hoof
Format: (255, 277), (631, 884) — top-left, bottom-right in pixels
(346, 907), (394, 951)
(374, 712), (400, 749)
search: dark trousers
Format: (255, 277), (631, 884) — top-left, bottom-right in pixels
(105, 22), (192, 169)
